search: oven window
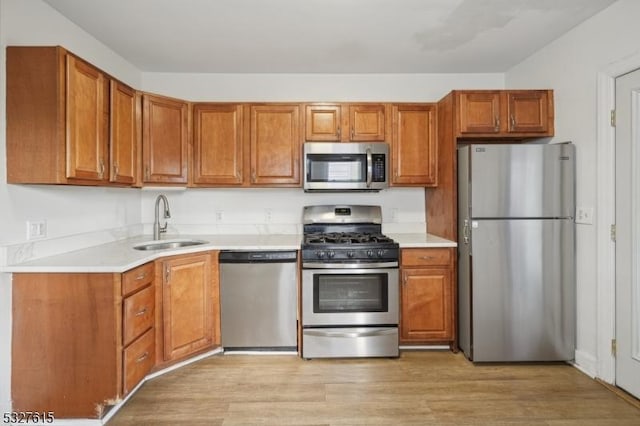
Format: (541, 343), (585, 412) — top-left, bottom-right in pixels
(313, 273), (388, 313)
(307, 154), (366, 182)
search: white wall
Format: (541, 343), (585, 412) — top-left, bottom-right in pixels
(505, 0), (640, 375)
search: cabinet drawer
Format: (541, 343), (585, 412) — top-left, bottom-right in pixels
(123, 328), (155, 395)
(402, 248), (452, 267)
(123, 285), (154, 346)
(122, 262), (154, 296)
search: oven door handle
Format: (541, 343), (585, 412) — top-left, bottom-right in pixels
(302, 261), (398, 269)
(304, 328), (397, 338)
(366, 147), (373, 188)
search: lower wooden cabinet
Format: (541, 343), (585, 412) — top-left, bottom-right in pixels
(399, 248), (456, 347)
(123, 328), (155, 394)
(156, 251), (220, 363)
(121, 262), (155, 394)
(11, 262), (156, 419)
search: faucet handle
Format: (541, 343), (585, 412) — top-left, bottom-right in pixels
(159, 222), (168, 233)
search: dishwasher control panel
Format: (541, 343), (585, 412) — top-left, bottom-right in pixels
(219, 250), (298, 263)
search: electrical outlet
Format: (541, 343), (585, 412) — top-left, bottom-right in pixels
(26, 220), (47, 239)
(215, 211), (224, 222)
(265, 209), (273, 223)
(391, 208), (398, 223)
(576, 207), (594, 225)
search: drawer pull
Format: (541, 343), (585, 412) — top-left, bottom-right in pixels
(135, 273), (147, 280)
(136, 352), (149, 363)
(135, 307), (148, 317)
(419, 256), (435, 260)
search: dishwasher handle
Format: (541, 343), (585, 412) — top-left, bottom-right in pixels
(219, 250), (298, 263)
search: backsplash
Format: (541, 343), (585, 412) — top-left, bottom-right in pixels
(1, 187), (428, 266)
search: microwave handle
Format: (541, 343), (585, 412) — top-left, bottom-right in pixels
(366, 148), (373, 188)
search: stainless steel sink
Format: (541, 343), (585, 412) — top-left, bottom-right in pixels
(133, 239), (208, 251)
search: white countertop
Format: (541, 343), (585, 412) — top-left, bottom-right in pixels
(1, 233), (456, 273)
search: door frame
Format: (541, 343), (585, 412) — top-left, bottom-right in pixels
(596, 52), (640, 384)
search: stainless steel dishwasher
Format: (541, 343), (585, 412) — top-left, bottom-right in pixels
(219, 250), (298, 351)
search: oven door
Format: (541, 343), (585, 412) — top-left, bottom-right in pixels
(301, 267), (399, 327)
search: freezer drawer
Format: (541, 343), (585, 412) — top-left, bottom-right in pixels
(468, 219), (575, 362)
(461, 143), (575, 219)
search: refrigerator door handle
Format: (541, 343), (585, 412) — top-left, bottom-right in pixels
(463, 219), (471, 244)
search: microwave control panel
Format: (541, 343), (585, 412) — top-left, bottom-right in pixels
(372, 154), (386, 182)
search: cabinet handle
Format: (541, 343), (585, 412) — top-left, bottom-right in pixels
(113, 163), (119, 177)
(98, 159), (105, 179)
(136, 352), (149, 363)
(336, 126), (341, 138)
(251, 170), (256, 183)
(135, 307), (148, 317)
(510, 114), (515, 130)
(403, 273), (407, 285)
(351, 126), (354, 139)
(419, 256), (435, 260)
(165, 266), (170, 283)
(494, 116), (500, 132)
(135, 272), (147, 281)
(145, 166), (150, 180)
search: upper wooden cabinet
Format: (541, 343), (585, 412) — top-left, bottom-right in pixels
(250, 104), (301, 186)
(456, 90), (554, 137)
(142, 93), (189, 185)
(391, 104), (437, 186)
(110, 81), (140, 185)
(304, 103), (388, 142)
(65, 55), (109, 181)
(6, 46), (139, 185)
(192, 103), (244, 186)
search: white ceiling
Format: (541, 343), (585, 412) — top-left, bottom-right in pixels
(43, 0), (617, 73)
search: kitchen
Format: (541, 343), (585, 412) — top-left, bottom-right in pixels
(1, 0), (640, 424)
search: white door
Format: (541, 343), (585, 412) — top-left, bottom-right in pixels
(615, 68), (640, 398)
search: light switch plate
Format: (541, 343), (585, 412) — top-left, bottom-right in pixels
(576, 207), (594, 225)
(27, 220), (47, 239)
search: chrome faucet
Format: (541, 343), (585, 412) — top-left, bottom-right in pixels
(153, 194), (171, 240)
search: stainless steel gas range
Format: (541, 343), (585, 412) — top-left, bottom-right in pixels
(301, 205), (400, 359)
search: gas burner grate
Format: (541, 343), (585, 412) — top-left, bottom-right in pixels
(304, 232), (395, 245)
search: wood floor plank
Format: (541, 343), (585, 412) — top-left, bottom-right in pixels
(106, 351), (640, 425)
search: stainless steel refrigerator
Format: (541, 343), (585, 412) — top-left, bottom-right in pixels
(457, 143), (575, 362)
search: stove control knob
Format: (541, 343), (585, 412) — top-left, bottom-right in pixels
(377, 249), (385, 257)
(367, 250), (374, 258)
(316, 251), (326, 259)
(327, 250), (335, 259)
(347, 251), (355, 258)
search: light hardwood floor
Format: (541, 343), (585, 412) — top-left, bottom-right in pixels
(107, 350), (640, 425)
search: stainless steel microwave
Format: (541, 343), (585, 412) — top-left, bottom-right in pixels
(303, 142), (389, 191)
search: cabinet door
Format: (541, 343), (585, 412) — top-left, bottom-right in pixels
(110, 81), (138, 184)
(66, 55), (109, 181)
(507, 91), (550, 133)
(142, 94), (189, 184)
(162, 253), (213, 361)
(400, 267), (453, 342)
(192, 104), (244, 185)
(250, 104), (301, 185)
(305, 104), (341, 141)
(458, 92), (501, 134)
(391, 104), (437, 186)
(349, 104), (386, 141)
